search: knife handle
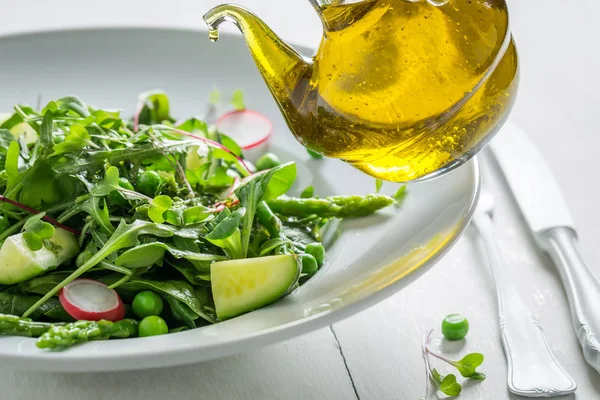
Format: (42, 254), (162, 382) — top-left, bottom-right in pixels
(539, 227), (600, 373)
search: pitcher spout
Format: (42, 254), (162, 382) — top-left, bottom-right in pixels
(203, 5), (312, 104)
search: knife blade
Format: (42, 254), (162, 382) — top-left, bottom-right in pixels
(491, 121), (600, 374)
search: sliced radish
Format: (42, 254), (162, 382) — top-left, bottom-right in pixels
(59, 279), (125, 322)
(216, 110), (273, 163)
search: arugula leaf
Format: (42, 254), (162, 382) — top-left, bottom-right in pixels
(115, 242), (226, 268)
(19, 161), (66, 208)
(91, 166), (120, 196)
(80, 196), (114, 235)
(205, 208), (245, 259)
(452, 353), (485, 379)
(234, 162), (296, 256)
(176, 118), (209, 135)
(137, 91), (174, 125)
(219, 134), (243, 157)
(52, 124), (91, 156)
(4, 141), (20, 193)
(38, 111), (55, 158)
(55, 96), (90, 118)
(0, 129), (15, 161)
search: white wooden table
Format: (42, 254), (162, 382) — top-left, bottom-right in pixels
(1, 1), (599, 399)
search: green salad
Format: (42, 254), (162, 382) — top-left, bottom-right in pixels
(0, 91), (399, 349)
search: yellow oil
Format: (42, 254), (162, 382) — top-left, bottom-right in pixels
(206, 0), (519, 182)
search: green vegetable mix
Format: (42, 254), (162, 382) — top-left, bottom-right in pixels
(0, 91), (401, 350)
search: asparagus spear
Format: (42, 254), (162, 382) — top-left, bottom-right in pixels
(257, 201), (292, 255)
(0, 313), (54, 337)
(0, 313), (139, 349)
(256, 201), (285, 240)
(37, 319), (139, 349)
(266, 194), (394, 218)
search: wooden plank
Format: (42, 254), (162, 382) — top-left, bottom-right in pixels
(0, 328), (356, 400)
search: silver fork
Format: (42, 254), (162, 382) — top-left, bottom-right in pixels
(472, 187), (577, 397)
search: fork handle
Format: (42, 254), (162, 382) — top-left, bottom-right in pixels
(538, 227), (600, 374)
(473, 214), (576, 396)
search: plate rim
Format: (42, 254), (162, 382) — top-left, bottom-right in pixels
(0, 26), (481, 371)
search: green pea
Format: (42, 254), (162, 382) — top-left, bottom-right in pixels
(53, 135), (65, 144)
(255, 153), (282, 171)
(138, 316), (169, 337)
(137, 170), (161, 196)
(109, 177), (135, 206)
(442, 314), (469, 341)
(132, 291), (164, 319)
(75, 251), (92, 267)
(300, 254), (318, 275)
(305, 243), (325, 267)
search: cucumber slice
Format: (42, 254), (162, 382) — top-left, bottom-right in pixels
(0, 228), (80, 285)
(211, 254), (300, 320)
(0, 113), (38, 145)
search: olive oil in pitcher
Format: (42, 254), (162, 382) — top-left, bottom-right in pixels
(205, 0), (519, 182)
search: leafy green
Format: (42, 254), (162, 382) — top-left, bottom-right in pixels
(0, 292), (72, 322)
(300, 185), (314, 199)
(52, 124), (91, 156)
(230, 89), (245, 111)
(136, 91), (174, 125)
(205, 208), (245, 259)
(115, 242), (226, 269)
(234, 162), (296, 256)
(451, 353), (486, 380)
(148, 195), (173, 224)
(0, 91), (400, 348)
(393, 185), (407, 203)
(22, 213), (55, 251)
(91, 166), (121, 196)
(167, 296), (199, 328)
(115, 278), (217, 324)
(23, 220), (178, 318)
(431, 369), (462, 397)
(375, 179), (383, 193)
(80, 196), (114, 235)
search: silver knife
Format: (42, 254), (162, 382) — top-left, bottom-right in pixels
(491, 121), (600, 373)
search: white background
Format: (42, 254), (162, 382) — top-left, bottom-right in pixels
(1, 0), (599, 399)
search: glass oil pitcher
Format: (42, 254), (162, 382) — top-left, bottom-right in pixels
(204, 0), (519, 182)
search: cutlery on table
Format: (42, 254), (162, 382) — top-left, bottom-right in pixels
(492, 122), (600, 374)
(472, 180), (577, 397)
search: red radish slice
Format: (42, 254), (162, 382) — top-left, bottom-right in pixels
(59, 279), (125, 322)
(216, 110), (273, 163)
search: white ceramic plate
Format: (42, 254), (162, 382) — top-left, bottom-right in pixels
(0, 28), (479, 371)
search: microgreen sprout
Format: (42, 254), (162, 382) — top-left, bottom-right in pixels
(421, 329), (486, 398)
